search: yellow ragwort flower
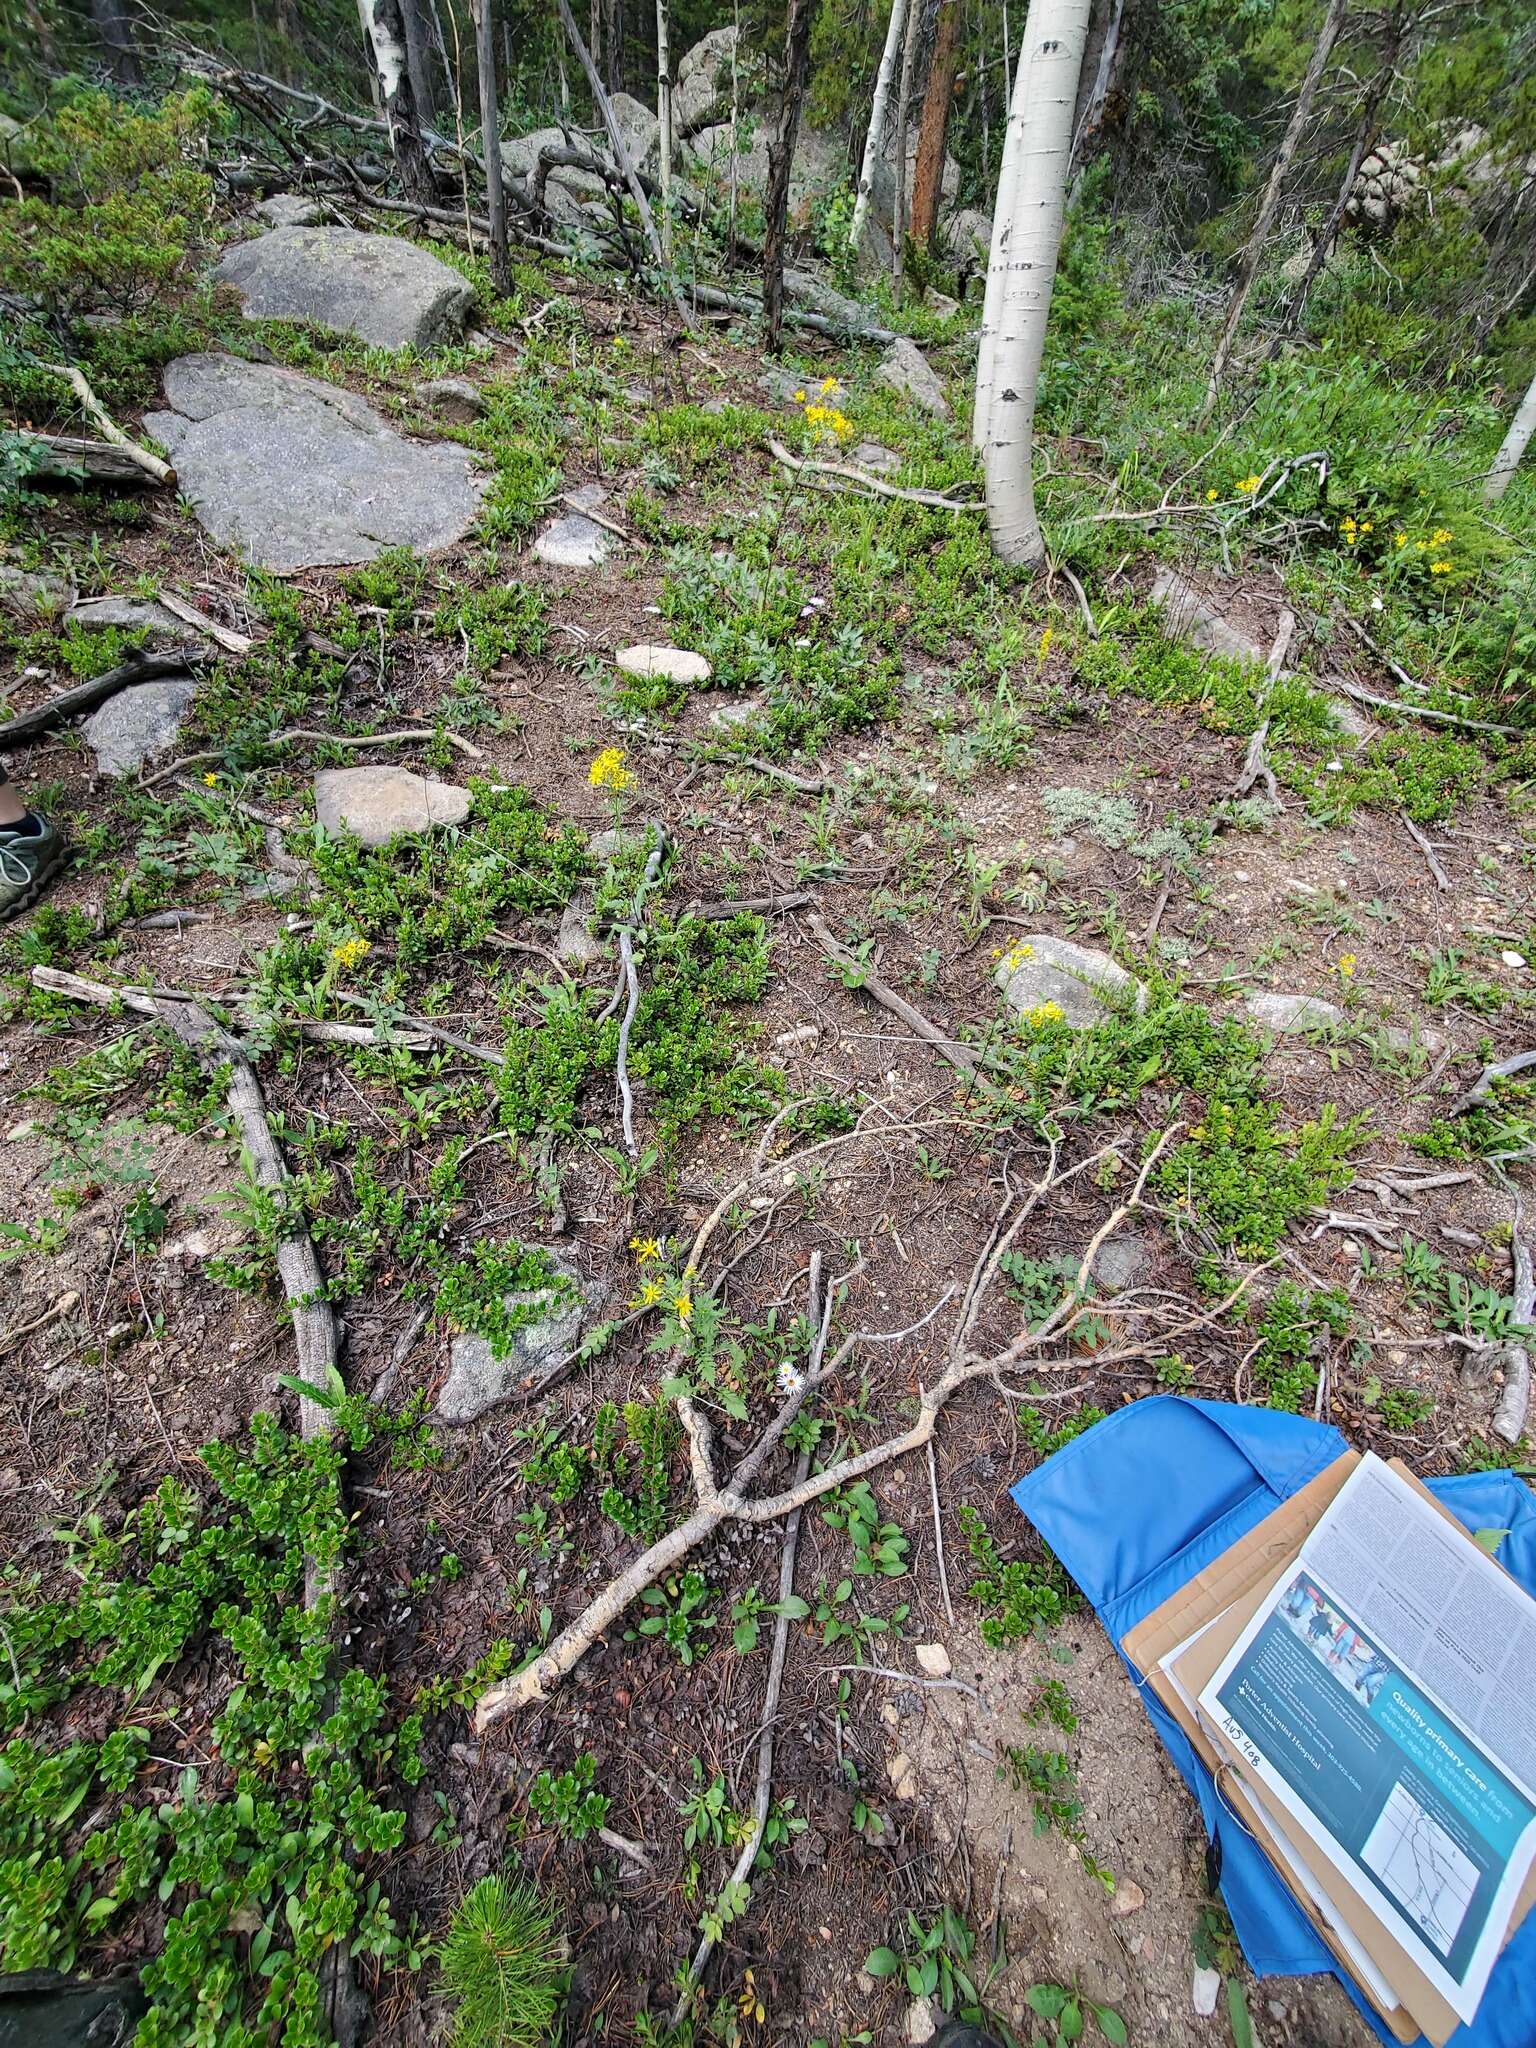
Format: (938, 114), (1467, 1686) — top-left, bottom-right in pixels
(329, 936), (372, 970)
(673, 1292), (693, 1322)
(631, 1278), (664, 1309)
(1025, 1000), (1066, 1028)
(1337, 953), (1357, 978)
(589, 747), (632, 791)
(793, 389), (806, 404)
(1430, 560), (1452, 575)
(1431, 528), (1452, 546)
(1236, 474), (1261, 494)
(1394, 532), (1408, 548)
(819, 376), (838, 393)
(629, 1235), (661, 1263)
(1359, 521), (1373, 534)
(1206, 488), (1219, 502)
(1038, 626), (1053, 659)
(203, 771), (219, 786)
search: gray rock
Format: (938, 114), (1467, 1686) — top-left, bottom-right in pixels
(851, 439), (900, 475)
(757, 366), (810, 406)
(924, 287), (961, 319)
(0, 562), (74, 620)
(1094, 1234), (1153, 1293)
(254, 192), (321, 227)
(616, 645), (711, 685)
(673, 25), (751, 135)
(214, 226), (474, 352)
(84, 672), (199, 777)
(1148, 568), (1265, 665)
(436, 1250), (599, 1422)
(687, 121), (842, 215)
(418, 375), (486, 421)
(609, 91), (660, 175)
(144, 354), (486, 573)
(313, 766), (472, 848)
(533, 513), (613, 569)
(877, 337), (950, 419)
(1244, 990), (1442, 1056)
(556, 889), (605, 965)
(68, 596), (208, 651)
(996, 934), (1148, 1028)
(502, 130), (606, 226)
(707, 695), (763, 729)
(943, 205), (994, 259)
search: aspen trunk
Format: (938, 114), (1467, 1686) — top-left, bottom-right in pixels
(656, 0), (673, 261)
(1485, 365), (1536, 503)
(849, 0), (908, 259)
(471, 0), (510, 289)
(972, 26), (1026, 451)
(910, 0), (961, 250)
(763, 0), (821, 352)
(982, 0), (1091, 567)
(889, 0), (924, 290)
(1204, 0), (1349, 409)
(359, 0), (436, 198)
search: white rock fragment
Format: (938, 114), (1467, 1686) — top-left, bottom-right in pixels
(914, 1643), (952, 1678)
(615, 644), (712, 685)
(1192, 1966), (1222, 2018)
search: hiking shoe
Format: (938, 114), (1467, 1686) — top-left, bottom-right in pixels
(0, 813), (67, 921)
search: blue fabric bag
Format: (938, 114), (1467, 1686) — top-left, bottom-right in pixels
(1010, 1396), (1536, 2047)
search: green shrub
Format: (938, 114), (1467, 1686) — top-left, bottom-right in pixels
(436, 1876), (566, 2048)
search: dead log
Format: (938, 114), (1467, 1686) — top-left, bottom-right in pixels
(28, 434), (174, 488)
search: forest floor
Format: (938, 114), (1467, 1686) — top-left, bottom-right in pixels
(1, 227), (1532, 2048)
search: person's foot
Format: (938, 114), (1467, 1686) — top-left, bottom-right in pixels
(0, 812), (67, 920)
(933, 2025), (1008, 2048)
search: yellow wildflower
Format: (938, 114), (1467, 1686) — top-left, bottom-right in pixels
(1394, 532), (1407, 548)
(1415, 539), (1428, 552)
(1236, 474), (1261, 494)
(629, 1235), (661, 1263)
(1000, 940), (1035, 973)
(589, 746), (632, 791)
(1038, 626), (1053, 660)
(1359, 521), (1373, 534)
(203, 771), (219, 786)
(819, 375), (838, 393)
(1430, 560), (1452, 575)
(1431, 528), (1452, 546)
(630, 1278), (664, 1309)
(793, 389), (806, 403)
(673, 1292), (693, 1323)
(329, 936), (372, 970)
(1025, 1000), (1066, 1028)
(1337, 953), (1357, 978)
(1206, 488), (1219, 502)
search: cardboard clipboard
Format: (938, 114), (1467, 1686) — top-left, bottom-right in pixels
(1126, 1451), (1535, 2046)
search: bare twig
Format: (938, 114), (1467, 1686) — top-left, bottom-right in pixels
(1493, 1202), (1533, 1445)
(44, 362), (175, 486)
(1403, 815), (1451, 891)
(1451, 1050), (1536, 1115)
(809, 914), (977, 1074)
(158, 591), (256, 655)
(926, 1437), (953, 1627)
(767, 437), (983, 512)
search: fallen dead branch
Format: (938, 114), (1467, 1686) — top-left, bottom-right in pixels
(767, 437), (984, 511)
(607, 828), (668, 1154)
(159, 590), (256, 656)
(1493, 1208), (1532, 1445)
(683, 890), (814, 920)
(1328, 671), (1519, 739)
(742, 757), (835, 795)
(559, 490), (630, 540)
(474, 1126), (1200, 1728)
(809, 913), (977, 1074)
(673, 1256), (826, 2021)
(0, 651), (201, 749)
(45, 363), (175, 486)
(1229, 609), (1294, 806)
(142, 723), (483, 787)
(1403, 814), (1451, 890)
(28, 433), (172, 488)
(1450, 1049), (1536, 1115)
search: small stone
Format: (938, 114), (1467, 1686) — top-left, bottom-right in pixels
(924, 288), (960, 318)
(418, 375), (487, 421)
(0, 562), (75, 619)
(255, 192), (322, 227)
(313, 766), (471, 848)
(6, 1121), (34, 1141)
(69, 595), (209, 651)
(775, 1024), (818, 1047)
(850, 439), (901, 475)
(1242, 989), (1441, 1056)
(1110, 1878), (1146, 1917)
(914, 1643), (952, 1677)
(556, 890), (604, 966)
(615, 644), (712, 685)
(1191, 1966), (1222, 2018)
(880, 1701), (901, 1732)
(1148, 568), (1266, 665)
(436, 1251), (600, 1423)
(533, 514), (613, 569)
(707, 696), (763, 730)
(888, 1750), (918, 1800)
(905, 1997), (937, 2045)
(856, 1970), (877, 1997)
(876, 336), (950, 418)
(84, 672), (199, 777)
(1094, 1233), (1152, 1292)
(995, 934), (1148, 1028)
(1501, 950), (1527, 969)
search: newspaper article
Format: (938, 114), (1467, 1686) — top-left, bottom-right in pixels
(1197, 1454), (1536, 2025)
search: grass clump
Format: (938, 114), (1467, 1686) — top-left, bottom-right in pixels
(437, 1875), (566, 2048)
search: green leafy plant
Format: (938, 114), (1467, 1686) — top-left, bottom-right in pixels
(528, 1754), (609, 1840)
(436, 1875), (567, 2048)
(958, 1506), (1077, 1644)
